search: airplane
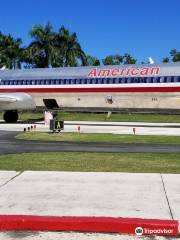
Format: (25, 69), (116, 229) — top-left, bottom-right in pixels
(0, 62), (180, 122)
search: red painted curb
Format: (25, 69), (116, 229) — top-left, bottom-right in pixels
(0, 215), (178, 236)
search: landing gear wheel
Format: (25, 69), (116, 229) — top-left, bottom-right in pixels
(3, 110), (18, 123)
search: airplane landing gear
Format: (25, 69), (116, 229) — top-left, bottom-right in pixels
(3, 110), (18, 123)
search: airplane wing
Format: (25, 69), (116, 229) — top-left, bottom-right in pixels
(0, 96), (17, 104)
(0, 92), (35, 111)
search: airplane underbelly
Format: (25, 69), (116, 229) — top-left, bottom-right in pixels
(29, 92), (180, 110)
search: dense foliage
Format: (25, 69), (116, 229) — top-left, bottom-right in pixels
(0, 23), (179, 69)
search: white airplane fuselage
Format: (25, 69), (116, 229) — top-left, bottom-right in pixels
(0, 63), (180, 121)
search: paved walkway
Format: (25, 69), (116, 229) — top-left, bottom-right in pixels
(0, 171), (180, 220)
(0, 231), (173, 240)
(1, 121), (180, 135)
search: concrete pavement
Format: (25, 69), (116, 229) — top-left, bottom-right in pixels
(0, 171), (179, 220)
(0, 171), (18, 187)
(1, 121), (180, 135)
(0, 231), (173, 240)
(162, 174), (180, 220)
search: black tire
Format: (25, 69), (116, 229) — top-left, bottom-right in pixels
(3, 111), (18, 123)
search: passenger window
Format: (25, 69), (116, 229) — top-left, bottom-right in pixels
(81, 79), (85, 84)
(101, 78), (105, 84)
(134, 78), (139, 83)
(65, 79), (69, 84)
(59, 79), (63, 84)
(76, 79), (80, 84)
(5, 81), (10, 85)
(127, 78), (132, 83)
(174, 76), (179, 82)
(163, 77), (167, 83)
(160, 77), (164, 83)
(121, 78), (126, 83)
(109, 78), (114, 84)
(103, 79), (108, 84)
(139, 78), (142, 83)
(70, 79), (74, 84)
(167, 77), (172, 82)
(146, 77), (152, 83)
(92, 79), (97, 84)
(87, 79), (92, 84)
(114, 78), (119, 84)
(96, 78), (101, 84)
(45, 80), (50, 85)
(153, 77), (160, 83)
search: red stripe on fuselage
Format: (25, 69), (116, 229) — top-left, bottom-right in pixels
(1, 87), (180, 93)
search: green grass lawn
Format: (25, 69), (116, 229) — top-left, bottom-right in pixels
(0, 152), (180, 173)
(57, 112), (180, 123)
(16, 132), (180, 144)
(1, 111), (180, 123)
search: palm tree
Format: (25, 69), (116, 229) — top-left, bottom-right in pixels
(162, 57), (169, 63)
(0, 32), (22, 69)
(170, 49), (180, 62)
(57, 26), (87, 67)
(86, 55), (100, 66)
(123, 53), (136, 64)
(103, 55), (123, 65)
(27, 22), (58, 68)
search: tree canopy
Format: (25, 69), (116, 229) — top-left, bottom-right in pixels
(162, 49), (180, 63)
(0, 32), (22, 69)
(0, 23), (179, 69)
(25, 23), (87, 68)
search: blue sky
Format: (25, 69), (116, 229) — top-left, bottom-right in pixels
(0, 0), (179, 63)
